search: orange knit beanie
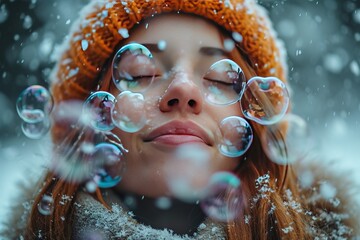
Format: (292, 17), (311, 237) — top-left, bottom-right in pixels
(50, 0), (288, 143)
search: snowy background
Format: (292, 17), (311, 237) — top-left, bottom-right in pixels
(0, 0), (360, 229)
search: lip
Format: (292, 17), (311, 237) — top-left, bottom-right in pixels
(143, 120), (213, 146)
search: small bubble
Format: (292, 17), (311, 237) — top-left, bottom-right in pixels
(112, 43), (155, 92)
(218, 116), (253, 158)
(83, 91), (115, 131)
(203, 59), (245, 105)
(112, 91), (146, 133)
(201, 172), (243, 222)
(65, 19), (71, 24)
(241, 77), (289, 125)
(16, 85), (53, 123)
(91, 143), (126, 188)
(38, 195), (54, 215)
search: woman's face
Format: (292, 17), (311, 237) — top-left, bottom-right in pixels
(108, 14), (249, 198)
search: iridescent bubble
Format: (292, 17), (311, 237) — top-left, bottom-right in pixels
(83, 91), (115, 131)
(91, 143), (126, 188)
(112, 91), (146, 133)
(241, 77), (289, 125)
(38, 194), (54, 215)
(218, 116), (253, 158)
(165, 143), (211, 202)
(202, 59), (246, 105)
(21, 119), (50, 139)
(16, 85), (53, 123)
(201, 172), (243, 222)
(263, 114), (311, 165)
(112, 43), (155, 93)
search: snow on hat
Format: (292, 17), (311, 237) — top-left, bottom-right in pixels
(50, 0), (288, 143)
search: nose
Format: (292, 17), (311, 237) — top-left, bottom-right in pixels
(159, 71), (203, 114)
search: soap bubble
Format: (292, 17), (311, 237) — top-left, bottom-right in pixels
(263, 114), (311, 165)
(165, 143), (212, 202)
(218, 116), (253, 157)
(83, 91), (115, 131)
(112, 91), (146, 133)
(16, 85), (53, 123)
(112, 43), (155, 93)
(202, 59), (245, 105)
(38, 195), (54, 215)
(21, 119), (50, 139)
(91, 143), (126, 188)
(201, 172), (243, 222)
(241, 77), (289, 125)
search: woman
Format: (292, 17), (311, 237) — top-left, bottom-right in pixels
(3, 0), (359, 239)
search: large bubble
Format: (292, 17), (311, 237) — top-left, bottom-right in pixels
(91, 143), (126, 188)
(112, 43), (156, 93)
(164, 143), (212, 202)
(16, 85), (53, 123)
(112, 91), (146, 133)
(200, 172), (243, 222)
(241, 77), (289, 125)
(83, 91), (116, 131)
(262, 114), (312, 165)
(218, 116), (253, 157)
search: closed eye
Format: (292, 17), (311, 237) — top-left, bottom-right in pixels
(203, 77), (234, 86)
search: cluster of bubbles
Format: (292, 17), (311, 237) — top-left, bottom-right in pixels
(83, 90), (147, 133)
(16, 45), (291, 220)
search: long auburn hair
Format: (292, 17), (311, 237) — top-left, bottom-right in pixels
(25, 25), (312, 240)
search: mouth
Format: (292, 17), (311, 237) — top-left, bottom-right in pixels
(143, 120), (213, 146)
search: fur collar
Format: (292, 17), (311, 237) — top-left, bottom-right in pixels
(73, 192), (226, 240)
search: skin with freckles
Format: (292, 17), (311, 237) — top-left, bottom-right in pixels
(106, 14), (254, 198)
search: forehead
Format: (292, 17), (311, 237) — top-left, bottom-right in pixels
(123, 14), (225, 52)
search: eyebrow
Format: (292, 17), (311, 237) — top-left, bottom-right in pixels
(138, 43), (228, 57)
(199, 47), (228, 58)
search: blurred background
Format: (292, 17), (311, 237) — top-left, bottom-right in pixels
(0, 0), (359, 229)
